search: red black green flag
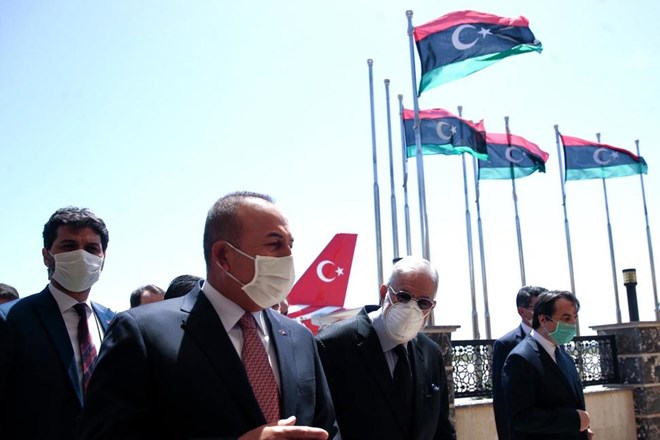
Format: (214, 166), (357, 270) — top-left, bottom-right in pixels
(414, 10), (542, 93)
(402, 108), (487, 160)
(560, 135), (648, 180)
(478, 133), (549, 180)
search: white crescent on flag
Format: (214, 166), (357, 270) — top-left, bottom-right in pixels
(316, 260), (336, 283)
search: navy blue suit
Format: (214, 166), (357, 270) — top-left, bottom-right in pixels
(492, 324), (526, 440)
(502, 336), (587, 440)
(78, 285), (337, 439)
(0, 287), (115, 439)
(316, 307), (456, 440)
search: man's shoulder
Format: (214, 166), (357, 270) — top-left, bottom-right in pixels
(1, 288), (51, 321)
(508, 335), (537, 357)
(316, 311), (363, 344)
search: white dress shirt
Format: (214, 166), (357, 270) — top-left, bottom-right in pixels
(49, 283), (104, 388)
(368, 307), (408, 377)
(531, 329), (557, 363)
(201, 280), (281, 389)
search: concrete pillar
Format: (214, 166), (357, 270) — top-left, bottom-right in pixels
(592, 322), (660, 439)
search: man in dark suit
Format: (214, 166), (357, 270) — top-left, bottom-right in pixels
(316, 256), (456, 440)
(0, 206), (115, 439)
(79, 191), (336, 439)
(492, 285), (547, 439)
(503, 290), (593, 440)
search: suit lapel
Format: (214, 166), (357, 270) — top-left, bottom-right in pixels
(530, 338), (582, 408)
(179, 288), (265, 426)
(90, 302), (114, 333)
(33, 288), (84, 405)
(265, 310), (297, 418)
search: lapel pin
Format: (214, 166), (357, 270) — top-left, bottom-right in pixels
(278, 329), (288, 336)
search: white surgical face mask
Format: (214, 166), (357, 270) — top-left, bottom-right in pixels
(50, 249), (104, 292)
(219, 242), (295, 309)
(383, 293), (426, 344)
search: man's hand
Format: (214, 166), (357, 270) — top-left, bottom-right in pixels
(239, 416), (329, 440)
(577, 410), (591, 432)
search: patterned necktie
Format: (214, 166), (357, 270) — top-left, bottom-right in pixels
(238, 312), (280, 423)
(73, 303), (97, 393)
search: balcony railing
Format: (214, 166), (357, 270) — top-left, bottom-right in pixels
(450, 335), (620, 399)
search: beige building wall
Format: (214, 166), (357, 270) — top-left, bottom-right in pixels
(454, 386), (636, 440)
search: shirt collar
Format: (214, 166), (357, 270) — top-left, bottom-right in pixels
(48, 282), (90, 314)
(521, 321), (533, 335)
(368, 306), (400, 353)
(201, 281), (267, 335)
(531, 329), (556, 360)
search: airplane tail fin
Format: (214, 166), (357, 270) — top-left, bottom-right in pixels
(287, 233), (357, 307)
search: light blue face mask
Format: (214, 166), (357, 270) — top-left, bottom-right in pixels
(546, 316), (577, 345)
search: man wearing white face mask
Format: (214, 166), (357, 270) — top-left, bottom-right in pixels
(79, 191), (337, 440)
(316, 256), (456, 440)
(502, 290), (593, 440)
(0, 206), (115, 439)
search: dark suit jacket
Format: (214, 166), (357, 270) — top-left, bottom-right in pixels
(78, 285), (337, 439)
(0, 286), (115, 440)
(316, 307), (456, 440)
(492, 324), (526, 440)
(502, 335), (587, 440)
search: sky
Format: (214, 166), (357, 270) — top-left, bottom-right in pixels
(1, 0), (658, 341)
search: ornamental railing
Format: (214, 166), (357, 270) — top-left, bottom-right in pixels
(450, 335), (620, 399)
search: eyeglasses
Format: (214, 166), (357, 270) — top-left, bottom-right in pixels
(388, 286), (436, 311)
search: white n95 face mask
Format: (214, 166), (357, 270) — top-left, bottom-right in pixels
(219, 242), (295, 309)
(51, 249), (104, 292)
(383, 294), (426, 344)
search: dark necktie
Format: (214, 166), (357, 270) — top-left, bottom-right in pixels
(73, 303), (97, 393)
(555, 346), (580, 398)
(238, 312), (280, 423)
(393, 344), (413, 430)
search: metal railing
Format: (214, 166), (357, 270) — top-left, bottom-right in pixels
(450, 335), (620, 399)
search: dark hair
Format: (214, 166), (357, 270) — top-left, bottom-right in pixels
(515, 285), (548, 308)
(202, 191), (274, 266)
(43, 207), (109, 251)
(129, 284), (165, 308)
(164, 274), (203, 300)
(532, 290), (580, 329)
(0, 283), (19, 300)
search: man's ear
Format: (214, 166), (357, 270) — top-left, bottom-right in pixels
(379, 284), (387, 305)
(212, 241), (230, 271)
(42, 248), (50, 267)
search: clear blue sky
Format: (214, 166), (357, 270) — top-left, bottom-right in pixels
(1, 0), (658, 340)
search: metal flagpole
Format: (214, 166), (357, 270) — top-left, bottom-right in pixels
(367, 59), (384, 291)
(384, 80), (400, 261)
(472, 156), (491, 338)
(457, 105), (480, 339)
(635, 140), (659, 320)
(405, 10), (431, 263)
(505, 117), (526, 286)
(596, 132), (622, 323)
(554, 125), (580, 335)
(398, 94), (413, 257)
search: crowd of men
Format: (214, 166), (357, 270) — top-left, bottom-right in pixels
(0, 190), (592, 439)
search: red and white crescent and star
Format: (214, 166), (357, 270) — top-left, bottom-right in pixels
(316, 260), (345, 283)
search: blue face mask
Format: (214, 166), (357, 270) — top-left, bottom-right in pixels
(546, 316), (577, 345)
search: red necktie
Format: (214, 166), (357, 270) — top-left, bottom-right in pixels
(238, 312), (280, 423)
(73, 303), (98, 393)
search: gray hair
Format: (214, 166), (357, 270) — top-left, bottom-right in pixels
(387, 256), (439, 293)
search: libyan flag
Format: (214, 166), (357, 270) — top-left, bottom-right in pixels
(560, 134), (648, 180)
(414, 10), (542, 94)
(478, 133), (549, 179)
(402, 108), (487, 160)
